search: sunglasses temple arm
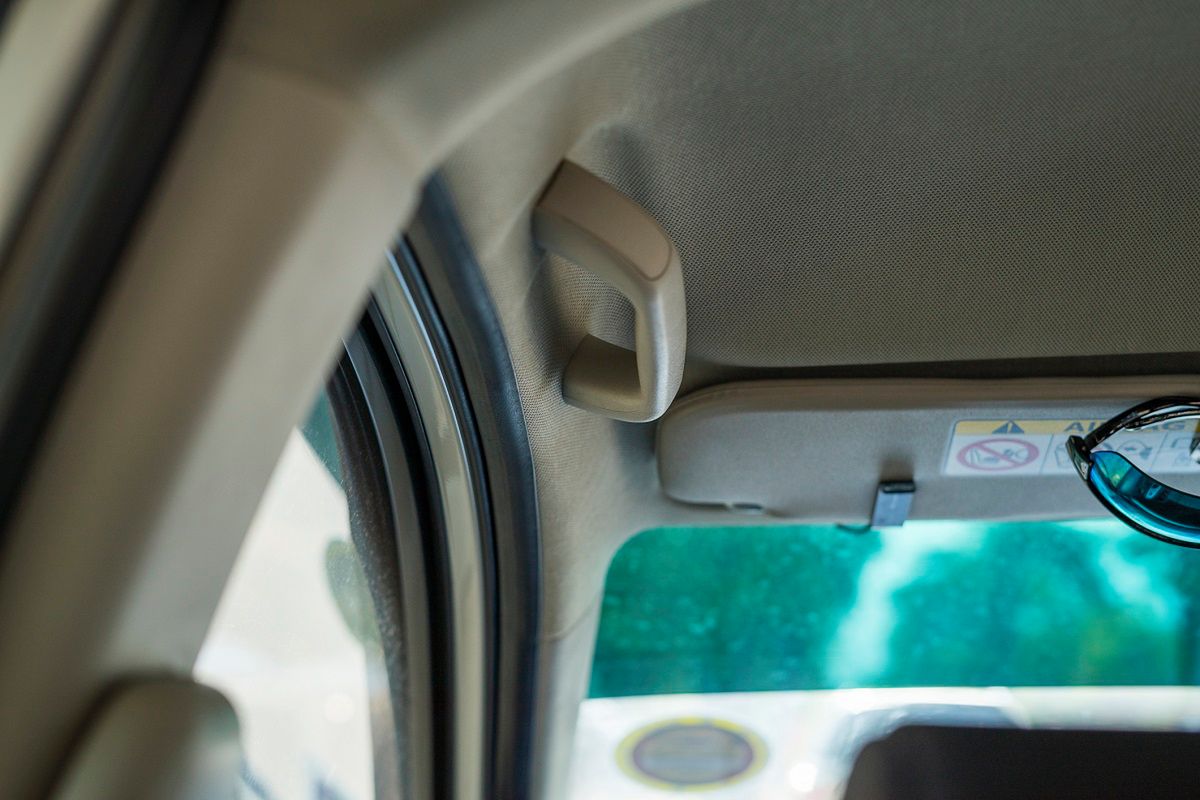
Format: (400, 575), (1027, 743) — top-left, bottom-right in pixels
(1124, 407), (1200, 431)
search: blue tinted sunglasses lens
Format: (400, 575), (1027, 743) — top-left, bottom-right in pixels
(1089, 450), (1200, 547)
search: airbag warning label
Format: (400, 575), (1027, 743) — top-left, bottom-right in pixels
(944, 419), (1200, 477)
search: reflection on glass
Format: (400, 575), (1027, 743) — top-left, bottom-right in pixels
(195, 409), (391, 800)
(1090, 450), (1200, 547)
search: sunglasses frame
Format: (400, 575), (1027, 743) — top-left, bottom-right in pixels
(1066, 396), (1200, 546)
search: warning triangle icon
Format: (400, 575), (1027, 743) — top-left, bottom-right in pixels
(993, 420), (1024, 434)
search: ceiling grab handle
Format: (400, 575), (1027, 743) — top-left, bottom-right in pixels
(532, 161), (686, 422)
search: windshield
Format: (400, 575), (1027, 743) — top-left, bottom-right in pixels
(571, 520), (1200, 798)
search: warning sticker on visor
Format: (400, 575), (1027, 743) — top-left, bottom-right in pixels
(944, 419), (1200, 477)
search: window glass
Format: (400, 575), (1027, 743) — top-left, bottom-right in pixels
(573, 520), (1200, 798)
(195, 396), (392, 800)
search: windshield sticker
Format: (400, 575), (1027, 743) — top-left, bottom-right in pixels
(616, 717), (768, 792)
(944, 418), (1200, 477)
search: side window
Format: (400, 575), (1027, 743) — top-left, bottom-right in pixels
(194, 393), (394, 800)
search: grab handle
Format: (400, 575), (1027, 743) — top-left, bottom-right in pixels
(532, 162), (686, 422)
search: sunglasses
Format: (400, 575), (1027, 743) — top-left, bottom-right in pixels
(1066, 397), (1200, 548)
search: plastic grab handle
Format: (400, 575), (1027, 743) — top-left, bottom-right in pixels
(532, 162), (686, 422)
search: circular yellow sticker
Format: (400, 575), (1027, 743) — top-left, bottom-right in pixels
(616, 717), (768, 792)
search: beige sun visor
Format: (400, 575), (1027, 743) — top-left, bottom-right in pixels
(658, 377), (1200, 524)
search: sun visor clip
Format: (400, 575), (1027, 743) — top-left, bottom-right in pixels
(870, 480), (916, 528)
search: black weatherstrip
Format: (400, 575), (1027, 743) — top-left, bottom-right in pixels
(401, 176), (543, 800)
(336, 318), (456, 800)
(0, 0), (228, 535)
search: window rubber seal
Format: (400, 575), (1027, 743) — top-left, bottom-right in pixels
(394, 175), (543, 800)
(331, 320), (456, 800)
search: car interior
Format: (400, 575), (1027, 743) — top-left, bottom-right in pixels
(4, 0), (1200, 797)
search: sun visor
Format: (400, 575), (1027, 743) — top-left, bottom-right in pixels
(657, 377), (1200, 523)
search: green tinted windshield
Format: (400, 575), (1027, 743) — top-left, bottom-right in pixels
(590, 520), (1200, 698)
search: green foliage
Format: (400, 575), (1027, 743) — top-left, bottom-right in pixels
(589, 521), (1200, 698)
(590, 526), (880, 697)
(877, 522), (1176, 687)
